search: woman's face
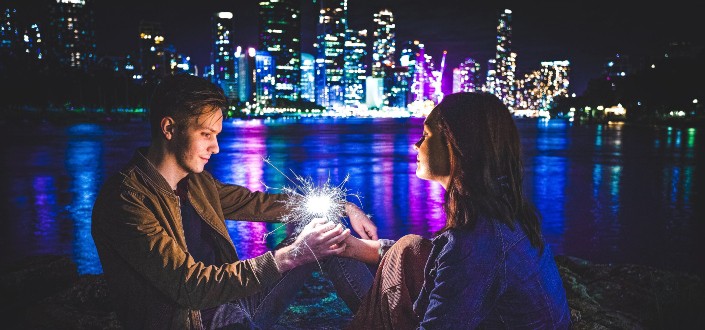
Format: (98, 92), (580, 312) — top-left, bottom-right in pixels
(413, 117), (450, 189)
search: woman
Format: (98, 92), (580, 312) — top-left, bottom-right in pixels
(342, 92), (571, 329)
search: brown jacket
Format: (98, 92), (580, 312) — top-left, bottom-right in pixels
(91, 148), (289, 329)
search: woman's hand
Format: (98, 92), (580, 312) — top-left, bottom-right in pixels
(339, 234), (382, 265)
(345, 202), (378, 240)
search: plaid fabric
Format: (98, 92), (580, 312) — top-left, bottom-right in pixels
(348, 235), (432, 330)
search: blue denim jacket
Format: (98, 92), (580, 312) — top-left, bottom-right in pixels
(413, 218), (571, 329)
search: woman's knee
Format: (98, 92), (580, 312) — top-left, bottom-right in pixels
(390, 234), (430, 255)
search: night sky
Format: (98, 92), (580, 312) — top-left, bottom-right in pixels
(89, 0), (699, 95)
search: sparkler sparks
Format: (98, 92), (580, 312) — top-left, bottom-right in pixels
(260, 158), (366, 269)
(261, 157), (363, 239)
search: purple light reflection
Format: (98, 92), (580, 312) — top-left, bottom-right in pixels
(211, 120), (271, 260)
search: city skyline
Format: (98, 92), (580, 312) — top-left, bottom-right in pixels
(82, 0), (701, 95)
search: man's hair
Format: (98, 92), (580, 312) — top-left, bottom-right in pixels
(148, 74), (228, 138)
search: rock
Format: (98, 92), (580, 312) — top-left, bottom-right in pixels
(1, 255), (79, 329)
(25, 274), (121, 330)
(556, 255), (705, 329)
(3, 255), (704, 329)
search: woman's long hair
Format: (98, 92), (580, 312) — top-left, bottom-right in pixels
(427, 92), (543, 250)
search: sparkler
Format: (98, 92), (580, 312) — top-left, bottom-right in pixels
(261, 157), (365, 247)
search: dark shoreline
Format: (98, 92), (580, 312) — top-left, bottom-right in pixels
(2, 254), (704, 329)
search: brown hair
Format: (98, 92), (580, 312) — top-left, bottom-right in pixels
(148, 74), (228, 139)
(426, 92), (543, 250)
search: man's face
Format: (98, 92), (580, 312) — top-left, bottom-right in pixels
(172, 108), (223, 175)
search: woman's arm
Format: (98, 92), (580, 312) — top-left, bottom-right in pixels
(339, 235), (382, 264)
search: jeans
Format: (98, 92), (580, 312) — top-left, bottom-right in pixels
(205, 239), (374, 329)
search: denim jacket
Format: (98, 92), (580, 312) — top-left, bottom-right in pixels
(413, 218), (571, 329)
(91, 148), (289, 329)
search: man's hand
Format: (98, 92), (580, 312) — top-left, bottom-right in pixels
(273, 218), (350, 272)
(345, 202), (378, 240)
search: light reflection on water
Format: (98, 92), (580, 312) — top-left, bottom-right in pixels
(0, 118), (701, 278)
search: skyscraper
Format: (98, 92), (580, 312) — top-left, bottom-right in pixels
(236, 47), (275, 110)
(488, 9), (515, 106)
(371, 9), (394, 78)
(300, 52), (315, 103)
(455, 57), (482, 93)
(315, 0), (347, 109)
(400, 40), (422, 105)
(212, 12), (237, 100)
(343, 29), (367, 107)
(259, 0), (301, 102)
(49, 0), (95, 70)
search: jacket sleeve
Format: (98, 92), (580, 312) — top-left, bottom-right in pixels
(212, 176), (291, 222)
(92, 187), (282, 310)
(418, 233), (504, 329)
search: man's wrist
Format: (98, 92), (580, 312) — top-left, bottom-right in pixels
(273, 245), (296, 273)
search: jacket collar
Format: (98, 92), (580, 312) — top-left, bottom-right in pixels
(132, 147), (180, 195)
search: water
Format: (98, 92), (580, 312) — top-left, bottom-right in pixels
(1, 117), (702, 277)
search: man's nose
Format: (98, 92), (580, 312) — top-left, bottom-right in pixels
(211, 138), (220, 154)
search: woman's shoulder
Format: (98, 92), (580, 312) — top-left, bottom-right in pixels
(438, 219), (527, 252)
(434, 226), (503, 262)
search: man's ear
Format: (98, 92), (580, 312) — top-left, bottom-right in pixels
(161, 117), (176, 140)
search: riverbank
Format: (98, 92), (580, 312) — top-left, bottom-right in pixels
(1, 254), (703, 329)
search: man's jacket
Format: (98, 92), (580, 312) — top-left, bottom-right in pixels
(91, 148), (289, 329)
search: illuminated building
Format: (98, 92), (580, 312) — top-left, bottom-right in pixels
(406, 42), (445, 113)
(1, 8), (20, 52)
(237, 47), (252, 104)
(399, 40), (422, 105)
(138, 20), (167, 83)
(169, 52), (195, 76)
(259, 0), (301, 102)
(300, 52), (315, 103)
(49, 0), (95, 70)
(1, 7), (45, 61)
(343, 29), (367, 107)
(452, 68), (461, 93)
(365, 76), (383, 109)
(212, 12), (237, 100)
(454, 57), (482, 93)
(487, 9), (515, 106)
(603, 53), (630, 91)
(315, 0), (347, 109)
(383, 66), (409, 109)
(255, 50), (275, 107)
(236, 47), (274, 109)
(371, 9), (394, 78)
(513, 60), (570, 112)
(537, 60), (570, 110)
(512, 69), (541, 111)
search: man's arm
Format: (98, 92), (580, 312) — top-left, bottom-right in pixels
(92, 188), (283, 310)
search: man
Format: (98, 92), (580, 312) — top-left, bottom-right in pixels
(91, 74), (378, 329)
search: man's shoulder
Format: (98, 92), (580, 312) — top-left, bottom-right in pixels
(97, 161), (154, 200)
